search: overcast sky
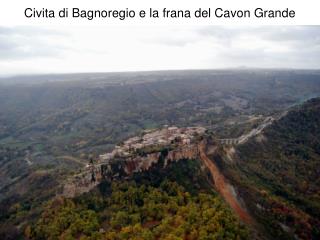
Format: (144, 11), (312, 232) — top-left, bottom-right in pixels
(0, 25), (319, 75)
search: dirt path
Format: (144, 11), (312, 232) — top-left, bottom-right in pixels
(199, 143), (253, 225)
(56, 156), (87, 166)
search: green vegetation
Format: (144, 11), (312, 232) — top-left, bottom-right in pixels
(220, 98), (320, 239)
(132, 156), (212, 196)
(29, 181), (248, 240)
(1, 70), (320, 239)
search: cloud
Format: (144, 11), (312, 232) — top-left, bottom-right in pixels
(260, 26), (320, 44)
(0, 25), (319, 75)
(191, 26), (320, 68)
(0, 26), (68, 60)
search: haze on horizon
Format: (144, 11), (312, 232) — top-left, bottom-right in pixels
(0, 25), (320, 76)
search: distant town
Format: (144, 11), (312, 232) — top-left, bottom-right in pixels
(99, 126), (206, 162)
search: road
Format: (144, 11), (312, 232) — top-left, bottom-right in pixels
(219, 116), (274, 146)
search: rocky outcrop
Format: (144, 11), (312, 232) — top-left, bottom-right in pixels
(62, 143), (200, 198)
(165, 145), (199, 166)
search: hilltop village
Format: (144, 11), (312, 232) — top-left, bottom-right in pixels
(99, 126), (206, 162)
(64, 126), (206, 197)
(65, 116), (277, 197)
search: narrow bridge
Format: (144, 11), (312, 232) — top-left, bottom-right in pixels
(218, 138), (240, 145)
(218, 116), (275, 146)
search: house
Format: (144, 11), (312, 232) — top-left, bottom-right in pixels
(99, 153), (113, 161)
(182, 138), (191, 145)
(168, 126), (178, 134)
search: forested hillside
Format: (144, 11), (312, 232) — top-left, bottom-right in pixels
(220, 98), (320, 239)
(28, 159), (248, 240)
(1, 70), (320, 239)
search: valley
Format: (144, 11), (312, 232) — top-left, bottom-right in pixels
(1, 69), (320, 239)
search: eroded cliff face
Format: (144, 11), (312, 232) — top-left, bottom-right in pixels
(62, 143), (200, 198)
(165, 145), (199, 166)
(198, 141), (253, 225)
(61, 137), (255, 232)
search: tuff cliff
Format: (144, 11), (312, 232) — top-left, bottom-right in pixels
(61, 125), (253, 226)
(62, 126), (206, 197)
(62, 143), (200, 198)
